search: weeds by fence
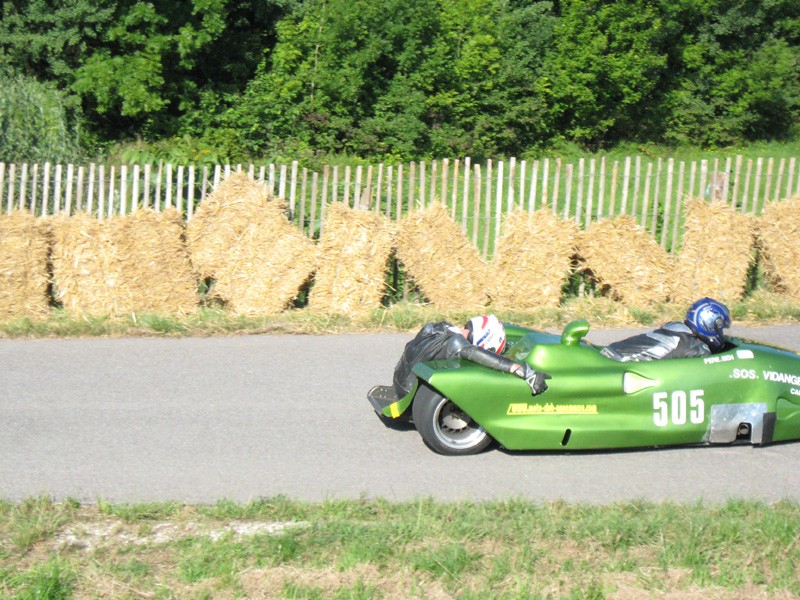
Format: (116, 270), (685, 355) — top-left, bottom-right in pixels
(2, 154), (799, 258)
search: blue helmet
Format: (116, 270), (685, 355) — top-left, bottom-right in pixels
(685, 297), (731, 350)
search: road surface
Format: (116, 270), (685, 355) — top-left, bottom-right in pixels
(2, 324), (799, 504)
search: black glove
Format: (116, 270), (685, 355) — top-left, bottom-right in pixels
(513, 363), (551, 396)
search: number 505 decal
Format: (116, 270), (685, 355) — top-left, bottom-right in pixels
(653, 390), (705, 427)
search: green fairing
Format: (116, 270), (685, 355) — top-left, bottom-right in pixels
(391, 320), (800, 451)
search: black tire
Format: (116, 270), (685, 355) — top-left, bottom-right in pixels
(411, 383), (492, 455)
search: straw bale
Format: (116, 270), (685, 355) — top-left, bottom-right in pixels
(0, 211), (51, 318)
(671, 198), (755, 305)
(490, 209), (578, 310)
(756, 196), (800, 300)
(50, 209), (198, 315)
(111, 209), (198, 314)
(187, 171), (273, 279)
(395, 202), (489, 310)
(308, 202), (396, 314)
(187, 172), (317, 314)
(576, 216), (672, 306)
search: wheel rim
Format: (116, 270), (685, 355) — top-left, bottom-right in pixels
(431, 398), (487, 450)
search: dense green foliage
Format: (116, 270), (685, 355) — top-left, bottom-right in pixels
(1, 0), (799, 162)
(0, 72), (83, 162)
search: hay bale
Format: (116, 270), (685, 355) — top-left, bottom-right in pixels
(395, 202), (489, 310)
(112, 209), (198, 314)
(50, 209), (198, 315)
(757, 196), (800, 300)
(0, 211), (50, 318)
(308, 202), (395, 314)
(490, 209), (578, 310)
(186, 171), (273, 280)
(187, 172), (317, 314)
(577, 216), (673, 306)
(671, 198), (755, 305)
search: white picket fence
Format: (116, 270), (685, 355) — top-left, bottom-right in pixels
(2, 154), (798, 257)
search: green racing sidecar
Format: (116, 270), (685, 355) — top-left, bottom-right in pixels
(367, 320), (800, 455)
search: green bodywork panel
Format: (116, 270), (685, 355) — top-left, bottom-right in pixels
(384, 320), (800, 451)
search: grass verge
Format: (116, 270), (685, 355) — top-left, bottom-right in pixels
(1, 496), (798, 598)
(3, 291), (800, 339)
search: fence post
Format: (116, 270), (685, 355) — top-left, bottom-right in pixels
(451, 158), (459, 220)
(650, 158), (662, 237)
(494, 160), (504, 250)
(300, 167), (308, 228)
(132, 165), (140, 213)
(472, 163), (481, 245)
(671, 161), (685, 253)
(385, 165), (392, 218)
(375, 163), (384, 215)
(19, 163), (28, 212)
(97, 164), (105, 219)
(461, 157), (471, 231)
(42, 162), (51, 217)
(541, 158), (549, 214)
(31, 163), (39, 215)
(176, 165), (184, 214)
(119, 165), (127, 216)
(563, 163), (572, 221)
(552, 158), (561, 215)
(418, 161), (426, 209)
(320, 165), (329, 225)
(586, 158), (596, 228)
(662, 158), (674, 249)
(65, 163), (74, 215)
(396, 164), (404, 223)
(165, 163), (173, 210)
(575, 158), (584, 225)
(441, 158), (449, 214)
(483, 160), (492, 259)
(774, 158), (784, 201)
(639, 160), (653, 231)
(528, 159), (538, 213)
(76, 165), (85, 212)
(86, 163), (94, 216)
(6, 163), (16, 213)
(310, 171), (318, 236)
(505, 156), (514, 214)
(107, 165), (115, 218)
(290, 160), (298, 218)
(186, 165), (195, 219)
(54, 163), (62, 214)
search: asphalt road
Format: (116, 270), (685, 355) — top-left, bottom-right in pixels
(2, 324), (800, 505)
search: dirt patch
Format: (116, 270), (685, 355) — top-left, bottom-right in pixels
(53, 519), (309, 552)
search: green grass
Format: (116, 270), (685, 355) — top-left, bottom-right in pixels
(1, 497), (799, 598)
(1, 293), (799, 339)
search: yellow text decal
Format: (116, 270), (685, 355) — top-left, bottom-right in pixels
(507, 403), (598, 416)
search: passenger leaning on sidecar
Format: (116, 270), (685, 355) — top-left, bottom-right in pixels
(393, 314), (550, 400)
(601, 297), (731, 362)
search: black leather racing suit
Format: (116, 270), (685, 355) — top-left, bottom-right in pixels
(392, 321), (520, 400)
(600, 321), (711, 362)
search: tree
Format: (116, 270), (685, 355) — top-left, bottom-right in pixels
(542, 0), (668, 148)
(657, 0), (800, 146)
(0, 72), (83, 162)
(1, 0), (296, 146)
(226, 0), (555, 160)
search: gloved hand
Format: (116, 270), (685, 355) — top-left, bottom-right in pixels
(513, 363), (551, 396)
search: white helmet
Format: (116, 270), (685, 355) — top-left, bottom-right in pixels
(466, 314), (506, 354)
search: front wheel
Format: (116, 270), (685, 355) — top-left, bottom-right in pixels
(412, 384), (492, 455)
